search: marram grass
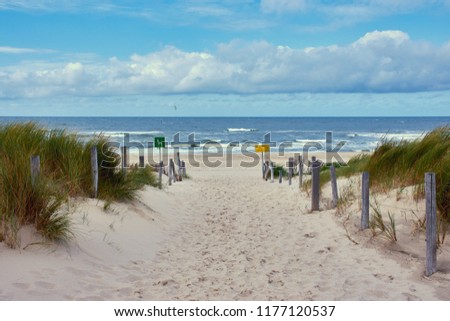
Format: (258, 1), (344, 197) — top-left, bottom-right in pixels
(312, 126), (448, 243)
(363, 126), (449, 221)
(0, 122), (158, 248)
(315, 127), (449, 219)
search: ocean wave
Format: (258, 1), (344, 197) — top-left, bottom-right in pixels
(201, 139), (223, 143)
(227, 128), (257, 132)
(294, 139), (325, 143)
(79, 130), (164, 137)
(382, 132), (424, 141)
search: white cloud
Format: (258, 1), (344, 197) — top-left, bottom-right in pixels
(352, 30), (410, 46)
(0, 46), (54, 54)
(1, 30), (450, 98)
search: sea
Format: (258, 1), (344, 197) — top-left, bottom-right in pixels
(0, 116), (449, 154)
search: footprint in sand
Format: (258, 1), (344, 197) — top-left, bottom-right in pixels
(13, 282), (30, 290)
(154, 279), (178, 286)
(373, 273), (394, 282)
(402, 292), (421, 300)
(35, 281), (55, 290)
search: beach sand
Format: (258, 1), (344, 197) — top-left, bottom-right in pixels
(0, 152), (449, 300)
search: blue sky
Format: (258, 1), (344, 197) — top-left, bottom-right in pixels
(1, 0), (450, 116)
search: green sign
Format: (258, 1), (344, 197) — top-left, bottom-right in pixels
(154, 136), (166, 148)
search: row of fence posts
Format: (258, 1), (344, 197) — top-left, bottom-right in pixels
(358, 171), (437, 276)
(29, 147), (187, 198)
(118, 148), (186, 188)
(263, 155), (439, 277)
(262, 155), (305, 187)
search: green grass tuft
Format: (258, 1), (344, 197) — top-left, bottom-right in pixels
(370, 201), (398, 242)
(273, 165), (288, 178)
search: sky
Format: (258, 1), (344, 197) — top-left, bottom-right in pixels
(1, 0), (450, 116)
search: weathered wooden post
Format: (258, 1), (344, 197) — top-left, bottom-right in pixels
(181, 160), (186, 177)
(278, 165), (283, 184)
(121, 146), (128, 175)
(298, 155), (303, 187)
(30, 155), (40, 187)
(361, 171), (370, 229)
(178, 161), (183, 182)
(270, 161), (274, 183)
(425, 172), (437, 276)
(330, 165), (338, 208)
(176, 152), (182, 180)
(311, 157), (320, 211)
(158, 161), (163, 189)
(263, 161), (270, 181)
(261, 152), (266, 179)
(173, 159), (178, 182)
(170, 158), (176, 184)
(139, 155), (145, 168)
(288, 157), (294, 186)
(90, 146), (98, 198)
(168, 159), (173, 186)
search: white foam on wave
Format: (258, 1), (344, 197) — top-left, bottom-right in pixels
(227, 128), (257, 132)
(79, 130), (164, 138)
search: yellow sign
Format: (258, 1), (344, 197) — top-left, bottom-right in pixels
(255, 144), (270, 153)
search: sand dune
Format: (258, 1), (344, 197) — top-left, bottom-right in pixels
(1, 154), (449, 300)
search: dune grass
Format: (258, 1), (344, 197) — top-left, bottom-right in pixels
(364, 127), (449, 220)
(316, 127), (448, 218)
(0, 122), (158, 247)
(311, 126), (449, 240)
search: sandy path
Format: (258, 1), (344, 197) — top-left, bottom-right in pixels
(1, 158), (447, 300)
(139, 166), (442, 300)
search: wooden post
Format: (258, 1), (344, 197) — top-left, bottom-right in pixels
(288, 157), (293, 186)
(264, 161), (270, 181)
(298, 155), (303, 187)
(139, 155), (145, 168)
(177, 152), (183, 181)
(181, 160), (186, 177)
(261, 152), (265, 179)
(121, 146), (128, 174)
(170, 158), (176, 184)
(172, 159), (177, 182)
(177, 152), (181, 168)
(158, 161), (163, 189)
(178, 164), (182, 180)
(270, 161), (274, 183)
(361, 171), (370, 229)
(168, 159), (173, 186)
(311, 159), (320, 211)
(425, 172), (437, 276)
(30, 155), (40, 187)
(330, 165), (338, 208)
(90, 146), (98, 198)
